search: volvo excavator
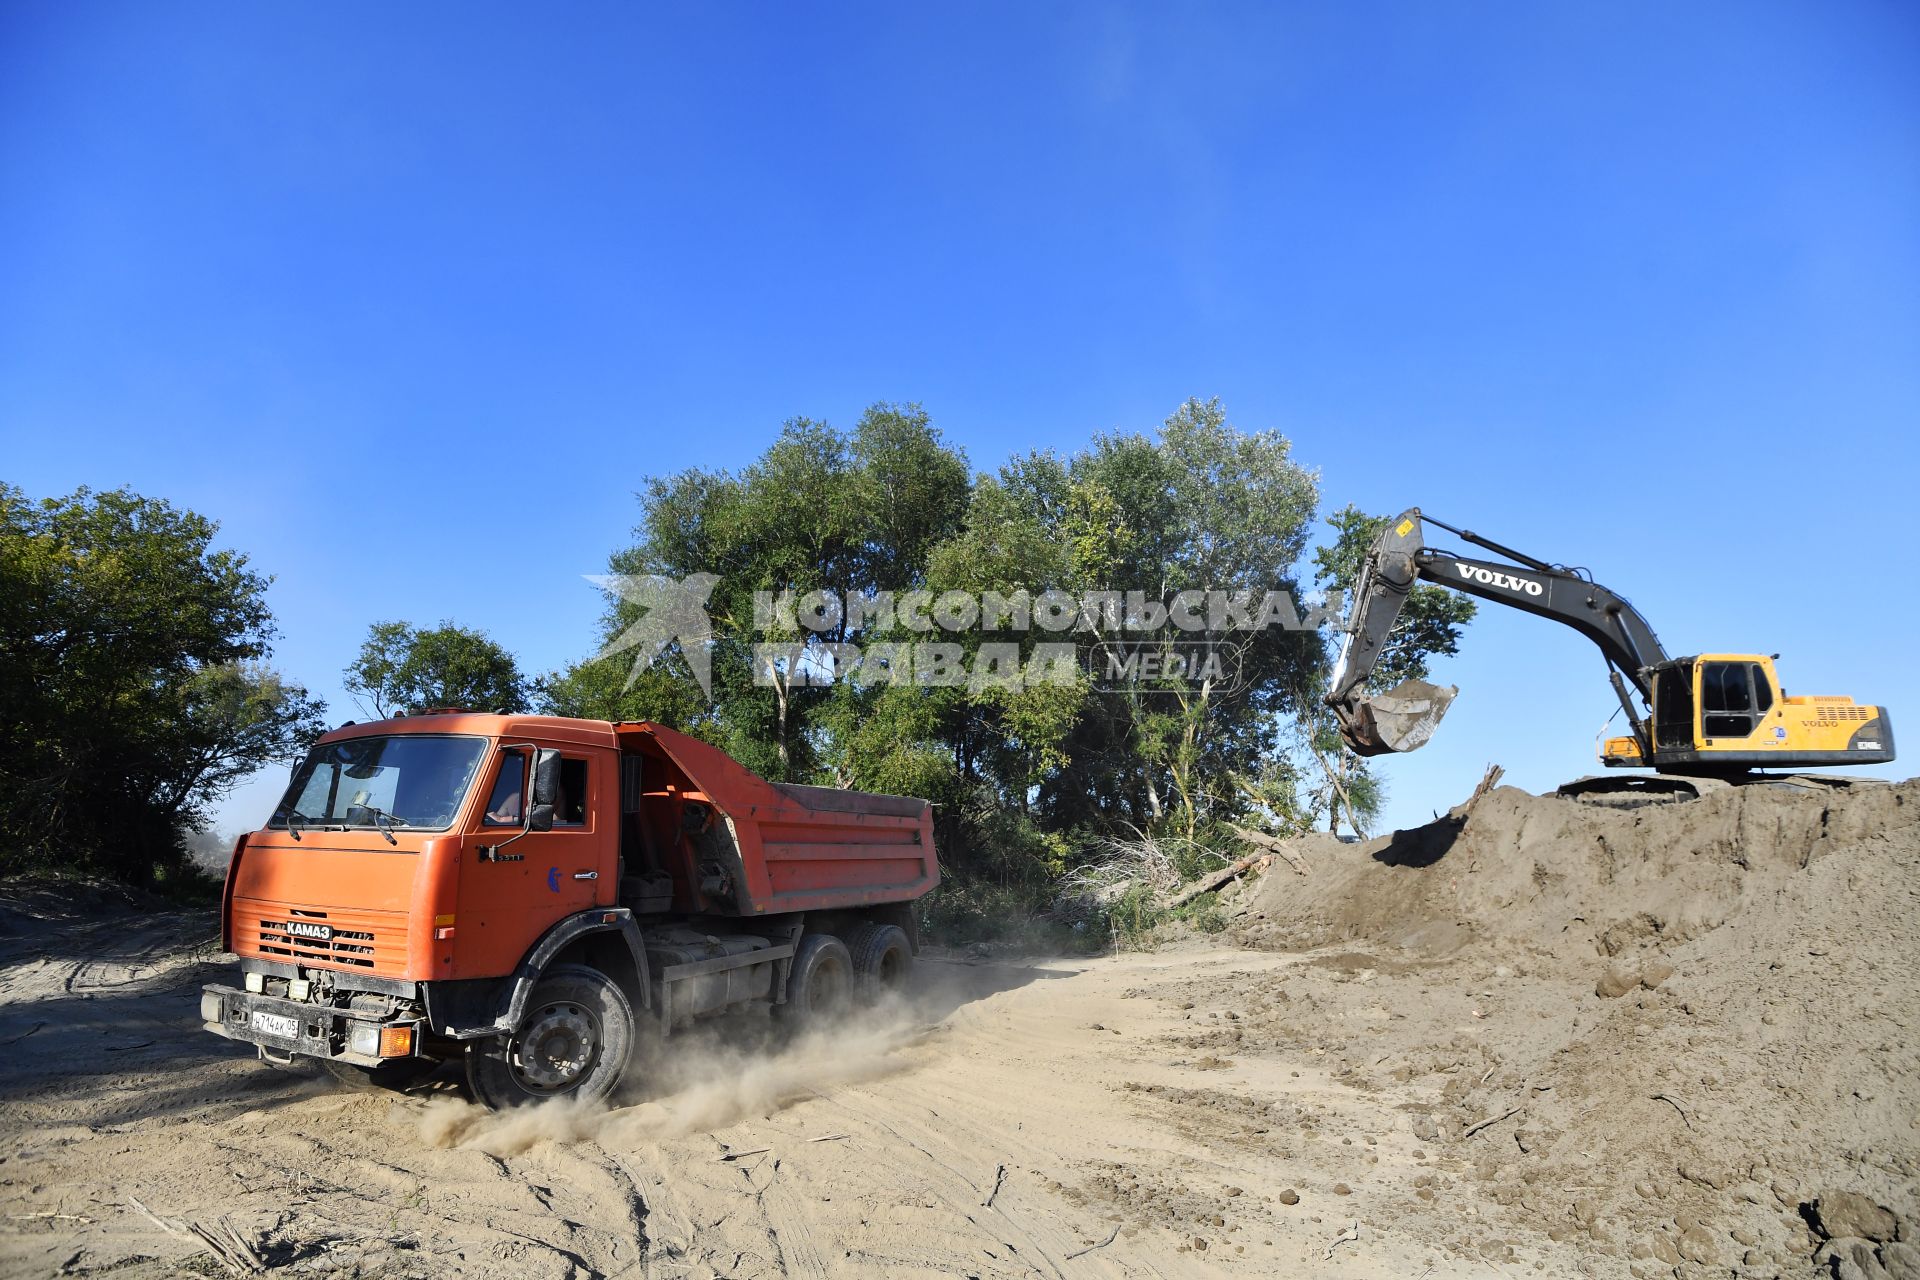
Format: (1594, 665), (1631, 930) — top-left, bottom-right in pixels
(1325, 509), (1894, 784)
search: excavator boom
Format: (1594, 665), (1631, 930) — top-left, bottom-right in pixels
(1328, 508), (1668, 758)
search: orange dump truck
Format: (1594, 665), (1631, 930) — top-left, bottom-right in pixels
(201, 714), (939, 1107)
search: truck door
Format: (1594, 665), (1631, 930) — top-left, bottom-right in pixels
(457, 746), (614, 975)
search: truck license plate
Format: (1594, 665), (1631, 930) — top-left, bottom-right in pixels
(251, 1010), (300, 1040)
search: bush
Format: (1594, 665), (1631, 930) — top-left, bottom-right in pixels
(1107, 882), (1167, 949)
(1173, 889), (1229, 934)
(915, 877), (1106, 955)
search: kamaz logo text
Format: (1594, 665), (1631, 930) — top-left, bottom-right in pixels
(282, 921), (333, 941)
(1454, 563), (1543, 596)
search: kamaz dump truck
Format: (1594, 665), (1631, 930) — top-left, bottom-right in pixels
(201, 714), (939, 1108)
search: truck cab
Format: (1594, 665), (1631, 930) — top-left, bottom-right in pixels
(202, 714), (938, 1107)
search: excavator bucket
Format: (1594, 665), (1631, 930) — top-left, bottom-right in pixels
(1336, 678), (1458, 756)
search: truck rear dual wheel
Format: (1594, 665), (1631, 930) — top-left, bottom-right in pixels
(845, 923), (913, 1003)
(774, 933), (853, 1030)
(466, 964), (634, 1110)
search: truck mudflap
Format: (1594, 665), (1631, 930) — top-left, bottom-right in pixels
(201, 984), (422, 1069)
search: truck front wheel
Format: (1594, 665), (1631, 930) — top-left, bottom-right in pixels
(466, 964), (634, 1110)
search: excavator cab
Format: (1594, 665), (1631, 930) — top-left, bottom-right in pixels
(1602, 654), (1892, 772)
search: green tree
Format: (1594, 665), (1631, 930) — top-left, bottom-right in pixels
(925, 399), (1325, 850)
(0, 485), (326, 883)
(344, 621), (529, 717)
(547, 400), (1459, 894)
(1074, 399), (1323, 843)
(543, 403), (973, 787)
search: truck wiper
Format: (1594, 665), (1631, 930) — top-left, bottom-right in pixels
(364, 806), (410, 845)
(286, 809), (308, 841)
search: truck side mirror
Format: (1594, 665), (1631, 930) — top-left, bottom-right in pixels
(480, 743), (559, 860)
(529, 749), (561, 831)
(532, 748), (562, 804)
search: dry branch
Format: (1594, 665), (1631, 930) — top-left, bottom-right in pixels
(1467, 763), (1505, 805)
(1462, 1105), (1523, 1138)
(127, 1196), (262, 1275)
(1226, 824), (1311, 876)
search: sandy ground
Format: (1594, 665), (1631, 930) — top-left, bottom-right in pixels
(0, 909), (1550, 1278)
(1, 778), (1914, 1279)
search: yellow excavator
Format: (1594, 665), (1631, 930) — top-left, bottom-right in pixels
(1325, 509), (1894, 783)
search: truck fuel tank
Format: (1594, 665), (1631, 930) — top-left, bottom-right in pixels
(645, 930), (775, 1026)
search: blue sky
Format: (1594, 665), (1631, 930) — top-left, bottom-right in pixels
(3, 2), (1915, 835)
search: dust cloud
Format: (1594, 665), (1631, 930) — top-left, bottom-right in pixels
(419, 990), (943, 1157)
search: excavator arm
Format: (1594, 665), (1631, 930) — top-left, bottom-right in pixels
(1326, 508), (1670, 758)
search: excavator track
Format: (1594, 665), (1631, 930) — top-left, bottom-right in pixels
(1556, 772), (1889, 808)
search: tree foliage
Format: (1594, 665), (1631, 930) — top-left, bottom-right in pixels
(344, 620), (529, 717)
(543, 403), (974, 787)
(0, 485), (326, 883)
(548, 399), (1389, 884)
(545, 402), (1478, 891)
(0, 435), (1479, 899)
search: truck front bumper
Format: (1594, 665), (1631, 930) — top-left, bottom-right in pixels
(201, 983), (421, 1068)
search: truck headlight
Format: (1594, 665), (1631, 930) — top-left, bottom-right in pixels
(200, 991), (224, 1023)
(347, 1024), (380, 1057)
(244, 971), (265, 994)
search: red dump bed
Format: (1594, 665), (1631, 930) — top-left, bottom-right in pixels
(617, 722), (939, 916)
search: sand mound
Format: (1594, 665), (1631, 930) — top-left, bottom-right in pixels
(1232, 779), (1920, 1276)
(1238, 780), (1917, 962)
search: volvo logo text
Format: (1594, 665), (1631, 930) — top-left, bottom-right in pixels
(1454, 563), (1543, 596)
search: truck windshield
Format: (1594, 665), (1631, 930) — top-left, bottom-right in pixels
(269, 735), (487, 834)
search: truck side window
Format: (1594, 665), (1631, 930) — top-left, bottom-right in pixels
(1701, 662), (1756, 738)
(482, 753), (527, 827)
(553, 758), (589, 827)
(1750, 664), (1774, 715)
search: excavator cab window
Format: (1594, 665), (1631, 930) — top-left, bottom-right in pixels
(1653, 665), (1694, 750)
(1701, 662), (1760, 738)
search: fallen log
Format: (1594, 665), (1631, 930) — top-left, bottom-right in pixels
(1167, 851), (1266, 908)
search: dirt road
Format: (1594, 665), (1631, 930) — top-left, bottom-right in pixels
(2, 896), (1535, 1279)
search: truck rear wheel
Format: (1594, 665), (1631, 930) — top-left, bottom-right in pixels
(466, 964), (634, 1110)
(845, 923), (913, 1002)
(774, 933), (853, 1029)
